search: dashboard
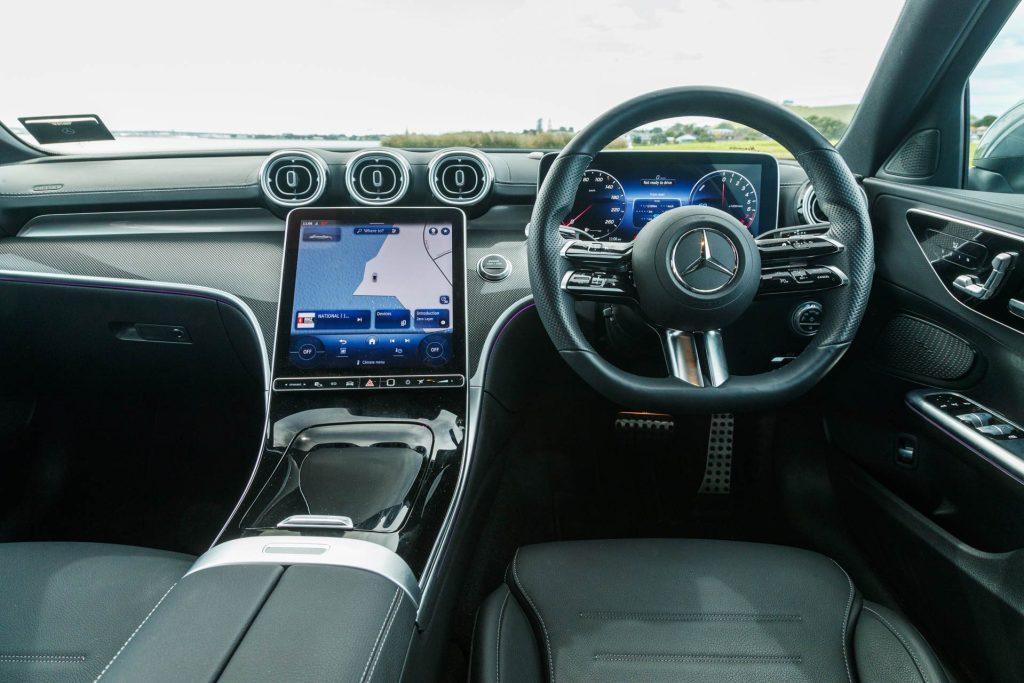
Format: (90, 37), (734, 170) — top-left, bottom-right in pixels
(539, 151), (780, 241)
(0, 147), (814, 376)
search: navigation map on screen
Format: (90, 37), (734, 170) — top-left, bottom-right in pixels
(287, 220), (455, 375)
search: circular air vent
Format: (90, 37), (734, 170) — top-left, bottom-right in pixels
(797, 184), (829, 224)
(259, 150), (328, 207)
(428, 149), (494, 205)
(345, 150), (411, 205)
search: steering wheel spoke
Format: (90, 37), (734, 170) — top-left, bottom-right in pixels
(662, 329), (729, 388)
(560, 239), (638, 303)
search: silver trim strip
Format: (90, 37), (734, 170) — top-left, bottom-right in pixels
(185, 536), (420, 606)
(259, 150), (329, 208)
(19, 208), (283, 238)
(277, 514), (355, 530)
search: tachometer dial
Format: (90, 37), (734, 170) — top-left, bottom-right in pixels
(562, 169), (627, 240)
(688, 170), (758, 229)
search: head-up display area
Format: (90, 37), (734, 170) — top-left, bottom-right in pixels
(274, 207), (466, 390)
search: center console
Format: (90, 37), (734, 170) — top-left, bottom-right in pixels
(214, 206), (469, 619)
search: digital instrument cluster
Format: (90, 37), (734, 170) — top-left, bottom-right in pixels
(539, 151), (780, 241)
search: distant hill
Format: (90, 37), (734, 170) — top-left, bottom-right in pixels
(783, 103), (857, 123)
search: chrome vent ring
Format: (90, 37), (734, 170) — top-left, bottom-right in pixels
(259, 150), (328, 207)
(428, 149), (494, 206)
(345, 150), (411, 205)
(797, 184), (829, 224)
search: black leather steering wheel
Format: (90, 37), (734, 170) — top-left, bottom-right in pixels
(529, 86), (873, 413)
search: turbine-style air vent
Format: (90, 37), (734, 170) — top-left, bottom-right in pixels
(345, 150), (411, 205)
(428, 149), (494, 205)
(797, 184), (829, 224)
(260, 150), (328, 207)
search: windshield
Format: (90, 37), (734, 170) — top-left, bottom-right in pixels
(0, 0), (905, 157)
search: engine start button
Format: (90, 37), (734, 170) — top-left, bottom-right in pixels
(477, 253), (511, 281)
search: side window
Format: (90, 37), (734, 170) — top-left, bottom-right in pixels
(969, 5), (1024, 193)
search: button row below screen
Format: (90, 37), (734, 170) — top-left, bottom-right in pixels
(274, 374), (466, 392)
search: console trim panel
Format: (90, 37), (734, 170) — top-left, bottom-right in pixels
(186, 536), (420, 606)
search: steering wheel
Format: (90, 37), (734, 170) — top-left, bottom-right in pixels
(529, 86), (873, 413)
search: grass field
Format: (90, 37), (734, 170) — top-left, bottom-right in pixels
(783, 103), (857, 123)
(641, 139), (981, 165)
(638, 139), (810, 160)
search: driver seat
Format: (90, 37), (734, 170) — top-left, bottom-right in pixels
(471, 539), (946, 682)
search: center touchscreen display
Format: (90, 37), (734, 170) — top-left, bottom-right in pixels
(274, 207), (466, 388)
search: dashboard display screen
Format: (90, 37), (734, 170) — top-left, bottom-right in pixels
(275, 207), (466, 383)
(539, 151), (779, 241)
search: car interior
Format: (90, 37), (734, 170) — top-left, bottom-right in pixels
(2, 0), (1024, 681)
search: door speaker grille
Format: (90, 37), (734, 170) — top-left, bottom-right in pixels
(875, 315), (975, 381)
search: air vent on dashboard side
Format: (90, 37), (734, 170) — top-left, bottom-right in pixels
(345, 150), (411, 205)
(428, 149), (494, 205)
(259, 150), (328, 207)
(796, 184), (828, 224)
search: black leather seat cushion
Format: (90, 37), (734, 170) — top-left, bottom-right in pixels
(472, 539), (947, 683)
(0, 542), (192, 683)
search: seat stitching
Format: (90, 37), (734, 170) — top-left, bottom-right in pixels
(594, 653), (803, 664)
(862, 606), (929, 683)
(93, 581), (177, 682)
(365, 588), (405, 683)
(830, 560), (855, 683)
(0, 655), (86, 663)
(495, 590), (511, 683)
(579, 611), (802, 622)
(360, 587), (401, 683)
(511, 550), (555, 683)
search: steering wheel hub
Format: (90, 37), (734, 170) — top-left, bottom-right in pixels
(632, 205), (761, 331)
(671, 228), (738, 293)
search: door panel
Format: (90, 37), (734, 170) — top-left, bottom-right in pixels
(822, 178), (1024, 682)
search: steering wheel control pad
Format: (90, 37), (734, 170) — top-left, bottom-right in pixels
(632, 206), (760, 331)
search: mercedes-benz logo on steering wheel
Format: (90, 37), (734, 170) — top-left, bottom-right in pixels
(670, 228), (740, 294)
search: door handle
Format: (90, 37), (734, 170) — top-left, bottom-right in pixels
(1009, 298), (1024, 319)
(953, 251), (1017, 300)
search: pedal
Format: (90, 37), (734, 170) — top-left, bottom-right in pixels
(699, 413), (734, 494)
(615, 412), (675, 434)
(615, 411), (675, 451)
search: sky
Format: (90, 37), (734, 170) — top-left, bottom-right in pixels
(1, 0), (911, 137)
(971, 3), (1024, 118)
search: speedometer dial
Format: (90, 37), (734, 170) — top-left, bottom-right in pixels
(688, 170), (758, 229)
(562, 169), (627, 240)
